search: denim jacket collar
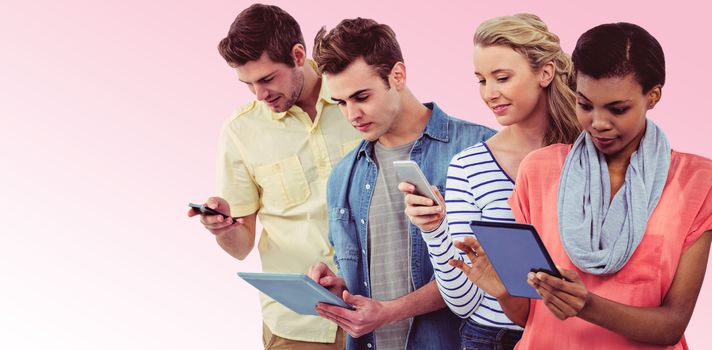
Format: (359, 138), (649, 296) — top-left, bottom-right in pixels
(356, 102), (450, 159)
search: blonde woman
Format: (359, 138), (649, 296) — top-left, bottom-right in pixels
(400, 14), (579, 350)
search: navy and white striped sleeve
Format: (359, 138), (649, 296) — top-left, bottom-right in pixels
(421, 152), (485, 319)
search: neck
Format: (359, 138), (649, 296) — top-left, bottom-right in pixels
(497, 104), (550, 153)
(378, 89), (431, 147)
(502, 121), (548, 151)
(295, 62), (320, 119)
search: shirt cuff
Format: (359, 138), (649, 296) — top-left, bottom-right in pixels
(420, 218), (448, 242)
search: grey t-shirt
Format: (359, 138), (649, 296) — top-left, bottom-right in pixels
(368, 140), (415, 350)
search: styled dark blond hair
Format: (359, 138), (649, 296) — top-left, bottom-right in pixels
(475, 14), (580, 145)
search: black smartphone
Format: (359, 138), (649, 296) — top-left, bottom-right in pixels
(188, 203), (237, 220)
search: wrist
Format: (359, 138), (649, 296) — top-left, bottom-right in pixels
(421, 217), (446, 237)
(578, 291), (596, 320)
(214, 222), (239, 237)
(380, 299), (402, 325)
(496, 291), (513, 302)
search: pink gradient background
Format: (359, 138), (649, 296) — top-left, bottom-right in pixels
(1, 0), (710, 348)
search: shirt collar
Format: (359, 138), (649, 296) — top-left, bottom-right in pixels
(356, 102), (450, 159)
(271, 59), (334, 120)
(421, 102), (450, 143)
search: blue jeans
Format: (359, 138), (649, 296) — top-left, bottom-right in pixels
(459, 319), (523, 350)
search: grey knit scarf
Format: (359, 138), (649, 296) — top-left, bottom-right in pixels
(557, 119), (670, 275)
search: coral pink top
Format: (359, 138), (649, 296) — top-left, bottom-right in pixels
(508, 144), (712, 350)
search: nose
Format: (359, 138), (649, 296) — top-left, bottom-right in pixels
(482, 81), (500, 102)
(590, 110), (612, 131)
(254, 85), (269, 101)
(344, 103), (362, 122)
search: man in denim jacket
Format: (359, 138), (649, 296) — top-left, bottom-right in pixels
(307, 18), (496, 350)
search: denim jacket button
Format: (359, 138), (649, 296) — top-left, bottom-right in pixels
(360, 219), (366, 225)
(365, 183), (371, 190)
(339, 208), (345, 214)
(364, 281), (368, 287)
(367, 343), (372, 348)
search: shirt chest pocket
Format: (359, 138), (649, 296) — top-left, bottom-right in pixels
(254, 155), (311, 210)
(329, 207), (361, 262)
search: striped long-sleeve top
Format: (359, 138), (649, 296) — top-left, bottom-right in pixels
(421, 142), (523, 330)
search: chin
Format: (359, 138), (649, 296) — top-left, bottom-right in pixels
(270, 105), (288, 113)
(359, 129), (383, 142)
(494, 114), (518, 126)
(593, 145), (622, 156)
(362, 134), (379, 142)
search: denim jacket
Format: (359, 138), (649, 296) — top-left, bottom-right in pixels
(327, 102), (496, 350)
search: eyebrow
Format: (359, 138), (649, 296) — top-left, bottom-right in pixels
(238, 71), (277, 84)
(577, 92), (632, 106)
(475, 68), (513, 76)
(331, 88), (371, 103)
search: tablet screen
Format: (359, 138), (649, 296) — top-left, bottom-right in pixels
(470, 221), (560, 299)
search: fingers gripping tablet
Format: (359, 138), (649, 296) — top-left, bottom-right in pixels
(470, 221), (561, 299)
(237, 272), (355, 315)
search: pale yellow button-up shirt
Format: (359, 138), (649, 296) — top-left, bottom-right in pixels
(217, 64), (361, 342)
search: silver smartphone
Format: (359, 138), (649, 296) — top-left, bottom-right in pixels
(393, 160), (439, 204)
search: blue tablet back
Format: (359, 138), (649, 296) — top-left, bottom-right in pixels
(470, 221), (560, 299)
(237, 272), (353, 315)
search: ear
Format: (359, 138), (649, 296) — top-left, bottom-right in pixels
(539, 61), (556, 88)
(646, 84), (662, 110)
(291, 43), (307, 67)
(539, 61), (555, 88)
(390, 62), (407, 90)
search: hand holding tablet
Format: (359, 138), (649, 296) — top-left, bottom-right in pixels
(237, 272), (354, 316)
(455, 221), (561, 299)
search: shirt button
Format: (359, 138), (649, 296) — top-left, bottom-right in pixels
(339, 209), (345, 214)
(364, 281), (368, 287)
(360, 219), (366, 225)
(365, 183), (371, 190)
(367, 343), (372, 348)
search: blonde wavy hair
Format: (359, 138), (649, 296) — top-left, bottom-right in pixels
(475, 14), (580, 145)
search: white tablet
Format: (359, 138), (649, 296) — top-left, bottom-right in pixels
(237, 272), (354, 316)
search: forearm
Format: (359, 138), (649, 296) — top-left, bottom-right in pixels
(422, 220), (484, 318)
(384, 280), (445, 324)
(579, 293), (687, 345)
(496, 294), (530, 327)
(216, 214), (257, 260)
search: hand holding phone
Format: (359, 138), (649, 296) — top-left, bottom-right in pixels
(188, 202), (238, 221)
(393, 160), (440, 204)
(395, 160), (446, 232)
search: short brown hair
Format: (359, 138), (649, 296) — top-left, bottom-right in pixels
(218, 4), (305, 67)
(313, 18), (403, 86)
